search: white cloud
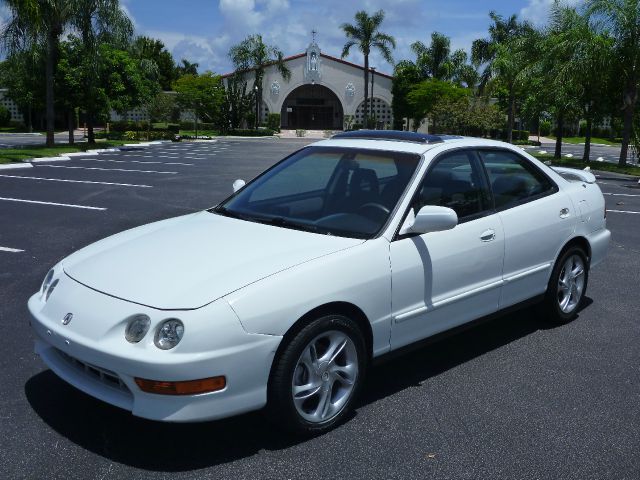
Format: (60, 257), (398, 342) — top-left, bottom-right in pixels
(520, 0), (584, 25)
(219, 0), (263, 29)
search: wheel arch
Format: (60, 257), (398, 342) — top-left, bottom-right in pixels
(273, 301), (374, 365)
(558, 236), (592, 264)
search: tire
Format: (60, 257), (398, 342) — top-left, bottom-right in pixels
(540, 246), (589, 323)
(267, 314), (367, 435)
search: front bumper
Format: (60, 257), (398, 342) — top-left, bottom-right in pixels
(28, 274), (282, 422)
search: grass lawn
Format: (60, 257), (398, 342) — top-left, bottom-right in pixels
(549, 136), (622, 146)
(0, 127), (45, 134)
(0, 140), (139, 164)
(532, 153), (640, 177)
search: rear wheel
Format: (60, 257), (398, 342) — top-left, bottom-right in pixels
(540, 246), (589, 323)
(267, 314), (367, 435)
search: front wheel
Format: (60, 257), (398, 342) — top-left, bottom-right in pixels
(267, 315), (367, 435)
(540, 246), (589, 323)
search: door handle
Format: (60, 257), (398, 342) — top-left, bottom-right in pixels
(480, 229), (496, 242)
(559, 208), (570, 219)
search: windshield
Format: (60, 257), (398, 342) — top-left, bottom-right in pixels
(213, 146), (421, 239)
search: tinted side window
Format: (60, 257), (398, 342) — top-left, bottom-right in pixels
(479, 150), (557, 210)
(411, 150), (491, 221)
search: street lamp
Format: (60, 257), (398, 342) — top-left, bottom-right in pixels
(370, 67), (376, 129)
(254, 85), (259, 130)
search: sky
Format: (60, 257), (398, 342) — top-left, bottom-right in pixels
(0, 0), (583, 75)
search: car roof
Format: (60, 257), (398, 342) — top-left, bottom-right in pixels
(313, 133), (517, 155)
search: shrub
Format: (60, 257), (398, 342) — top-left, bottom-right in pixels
(296, 129), (306, 137)
(540, 120), (552, 137)
(351, 123), (363, 130)
(0, 105), (11, 127)
(520, 130), (530, 141)
(124, 131), (139, 140)
(266, 113), (281, 132)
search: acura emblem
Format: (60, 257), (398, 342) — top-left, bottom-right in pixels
(62, 313), (73, 325)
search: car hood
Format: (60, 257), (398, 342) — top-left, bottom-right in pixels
(63, 211), (363, 310)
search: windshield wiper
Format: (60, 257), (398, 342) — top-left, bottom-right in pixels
(260, 216), (323, 234)
(211, 205), (257, 222)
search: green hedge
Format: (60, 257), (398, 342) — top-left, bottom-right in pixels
(226, 128), (275, 137)
(179, 121), (216, 130)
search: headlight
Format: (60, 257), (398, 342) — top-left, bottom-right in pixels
(154, 319), (184, 350)
(125, 314), (151, 343)
(45, 279), (59, 301)
(41, 269), (54, 299)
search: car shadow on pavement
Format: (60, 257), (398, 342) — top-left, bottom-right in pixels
(25, 298), (592, 472)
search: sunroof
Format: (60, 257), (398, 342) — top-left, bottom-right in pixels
(332, 130), (447, 144)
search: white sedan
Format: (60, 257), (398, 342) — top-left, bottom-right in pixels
(29, 131), (610, 434)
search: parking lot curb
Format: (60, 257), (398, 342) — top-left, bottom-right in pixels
(0, 162), (33, 170)
(31, 156), (71, 162)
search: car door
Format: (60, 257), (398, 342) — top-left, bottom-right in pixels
(389, 149), (505, 350)
(477, 148), (575, 308)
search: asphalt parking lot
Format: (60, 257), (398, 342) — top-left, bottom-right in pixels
(1, 138), (639, 480)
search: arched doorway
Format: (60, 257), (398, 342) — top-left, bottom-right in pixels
(281, 84), (344, 130)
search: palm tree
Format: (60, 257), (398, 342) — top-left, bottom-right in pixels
(587, 0), (640, 166)
(176, 59), (199, 77)
(229, 34), (291, 129)
(2, 0), (76, 146)
(341, 10), (396, 125)
(472, 12), (533, 143)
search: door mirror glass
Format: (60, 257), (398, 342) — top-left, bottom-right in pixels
(399, 205), (458, 235)
(232, 179), (246, 193)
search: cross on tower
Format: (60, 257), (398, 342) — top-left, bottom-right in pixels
(311, 29), (318, 43)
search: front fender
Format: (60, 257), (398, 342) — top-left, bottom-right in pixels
(224, 239), (393, 357)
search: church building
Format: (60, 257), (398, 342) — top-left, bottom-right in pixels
(222, 37), (394, 131)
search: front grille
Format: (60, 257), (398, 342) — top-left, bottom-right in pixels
(57, 349), (130, 393)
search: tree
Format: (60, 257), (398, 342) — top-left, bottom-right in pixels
(131, 36), (177, 90)
(176, 59), (199, 77)
(548, 5), (613, 161)
(2, 0), (77, 146)
(587, 0), (640, 166)
(71, 0), (134, 143)
(341, 10), (396, 125)
(472, 12), (534, 143)
(229, 35), (290, 128)
(223, 74), (254, 130)
(0, 48), (45, 132)
(391, 60), (423, 129)
(173, 72), (225, 136)
(145, 92), (178, 123)
(407, 79), (469, 132)
(57, 40), (84, 143)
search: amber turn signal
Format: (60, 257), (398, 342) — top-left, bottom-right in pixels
(135, 376), (226, 395)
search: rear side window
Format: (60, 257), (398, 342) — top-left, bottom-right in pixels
(479, 149), (557, 210)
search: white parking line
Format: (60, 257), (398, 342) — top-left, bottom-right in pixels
(603, 193), (640, 197)
(0, 246), (24, 253)
(0, 197), (106, 210)
(606, 209), (640, 214)
(79, 159), (194, 166)
(0, 174), (152, 188)
(35, 165), (178, 174)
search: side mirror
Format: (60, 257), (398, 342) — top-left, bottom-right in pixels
(399, 205), (458, 236)
(232, 179), (246, 193)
